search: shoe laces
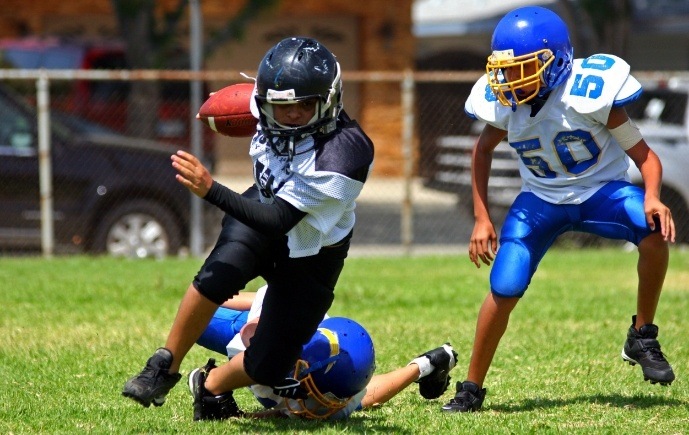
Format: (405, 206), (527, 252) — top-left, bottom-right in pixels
(451, 389), (477, 406)
(641, 342), (669, 363)
(139, 360), (167, 382)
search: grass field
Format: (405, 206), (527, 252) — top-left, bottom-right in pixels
(1, 248), (688, 434)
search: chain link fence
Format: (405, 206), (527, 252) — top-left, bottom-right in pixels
(1, 69), (687, 259)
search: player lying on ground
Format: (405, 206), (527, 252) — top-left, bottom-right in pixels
(189, 285), (458, 420)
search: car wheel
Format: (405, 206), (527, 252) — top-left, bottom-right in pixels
(91, 200), (182, 258)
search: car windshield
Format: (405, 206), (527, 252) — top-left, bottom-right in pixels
(50, 111), (118, 135)
(627, 89), (688, 126)
(0, 44), (84, 69)
(0, 81), (119, 140)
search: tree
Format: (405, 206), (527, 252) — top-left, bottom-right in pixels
(110, 0), (278, 139)
(557, 0), (632, 58)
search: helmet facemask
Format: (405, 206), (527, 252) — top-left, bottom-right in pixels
(280, 317), (375, 420)
(486, 48), (554, 108)
(284, 358), (350, 420)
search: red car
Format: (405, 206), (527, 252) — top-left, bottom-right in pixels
(0, 37), (214, 160)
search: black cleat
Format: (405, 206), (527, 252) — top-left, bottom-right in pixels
(417, 343), (458, 399)
(622, 315), (675, 385)
(188, 358), (243, 421)
(122, 348), (182, 407)
(441, 381), (486, 413)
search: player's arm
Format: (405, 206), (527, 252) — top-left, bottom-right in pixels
(172, 150), (306, 237)
(203, 181), (305, 236)
(469, 124), (507, 267)
(607, 106), (675, 242)
(361, 365), (419, 408)
(472, 124), (506, 222)
(220, 292), (256, 310)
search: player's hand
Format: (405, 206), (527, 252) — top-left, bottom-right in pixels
(171, 150), (213, 198)
(469, 219), (498, 268)
(272, 377), (308, 400)
(645, 196), (676, 243)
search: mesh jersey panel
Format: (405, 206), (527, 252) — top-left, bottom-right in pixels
(249, 113), (374, 257)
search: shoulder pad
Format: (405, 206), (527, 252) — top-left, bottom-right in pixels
(464, 75), (511, 129)
(613, 74), (643, 107)
(562, 54), (640, 116)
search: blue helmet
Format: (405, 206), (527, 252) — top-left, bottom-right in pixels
(486, 6), (573, 108)
(287, 317), (375, 419)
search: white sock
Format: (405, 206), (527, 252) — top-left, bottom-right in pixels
(408, 356), (433, 380)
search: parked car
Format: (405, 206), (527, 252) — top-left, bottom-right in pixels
(424, 81), (689, 244)
(0, 36), (214, 158)
(0, 81), (198, 258)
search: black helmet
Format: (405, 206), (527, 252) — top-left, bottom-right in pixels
(255, 37), (342, 138)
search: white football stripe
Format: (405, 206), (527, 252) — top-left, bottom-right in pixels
(208, 117), (217, 132)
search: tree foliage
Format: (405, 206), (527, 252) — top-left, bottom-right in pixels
(108, 0), (278, 140)
(557, 0), (632, 57)
(110, 0), (279, 69)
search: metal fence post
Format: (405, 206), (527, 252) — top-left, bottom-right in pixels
(400, 69), (415, 254)
(189, 0), (205, 257)
(36, 72), (54, 258)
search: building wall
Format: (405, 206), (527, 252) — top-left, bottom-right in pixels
(0, 0), (415, 177)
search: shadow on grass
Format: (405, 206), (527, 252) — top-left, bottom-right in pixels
(220, 413), (414, 434)
(487, 393), (685, 413)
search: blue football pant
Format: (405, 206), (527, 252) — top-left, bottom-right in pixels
(490, 181), (655, 298)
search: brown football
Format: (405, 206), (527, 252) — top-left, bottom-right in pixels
(197, 82), (257, 137)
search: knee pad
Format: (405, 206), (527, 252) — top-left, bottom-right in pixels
(489, 240), (535, 298)
(193, 241), (263, 305)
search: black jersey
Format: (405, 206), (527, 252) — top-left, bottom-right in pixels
(249, 111), (374, 257)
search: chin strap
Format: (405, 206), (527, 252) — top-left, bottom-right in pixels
(286, 136), (295, 174)
(268, 136), (296, 174)
(297, 354), (341, 378)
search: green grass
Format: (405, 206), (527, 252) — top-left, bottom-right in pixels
(1, 248), (688, 434)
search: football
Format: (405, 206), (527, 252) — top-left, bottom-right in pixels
(197, 82), (258, 137)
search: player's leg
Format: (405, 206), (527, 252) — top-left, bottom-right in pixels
(444, 193), (568, 412)
(196, 307), (249, 356)
(635, 231), (668, 327)
(466, 293), (519, 386)
(164, 284), (226, 373)
(241, 244), (347, 387)
(188, 357), (245, 421)
(441, 293), (517, 413)
(195, 240), (349, 420)
(580, 181), (674, 384)
(123, 205), (272, 407)
(624, 231), (673, 384)
(193, 279), (336, 412)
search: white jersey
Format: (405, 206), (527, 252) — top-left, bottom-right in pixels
(249, 113), (373, 257)
(225, 287), (361, 420)
(465, 54), (643, 204)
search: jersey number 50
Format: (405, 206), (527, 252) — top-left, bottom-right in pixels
(512, 54), (616, 178)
